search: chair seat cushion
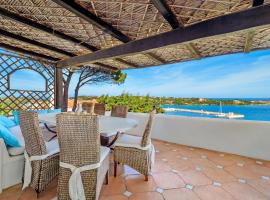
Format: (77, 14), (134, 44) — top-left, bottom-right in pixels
(45, 138), (59, 154)
(7, 140), (59, 156)
(9, 125), (60, 155)
(114, 134), (143, 149)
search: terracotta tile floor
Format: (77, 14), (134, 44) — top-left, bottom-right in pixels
(1, 140), (270, 200)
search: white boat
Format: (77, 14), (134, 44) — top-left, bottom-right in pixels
(226, 112), (245, 119)
(215, 102), (245, 119)
(216, 113), (226, 117)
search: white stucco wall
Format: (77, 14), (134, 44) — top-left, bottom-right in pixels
(124, 112), (270, 161)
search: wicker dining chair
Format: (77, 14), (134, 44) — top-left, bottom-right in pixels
(18, 111), (59, 193)
(113, 110), (155, 181)
(82, 102), (94, 113)
(94, 103), (106, 115)
(56, 112), (110, 200)
(111, 105), (128, 118)
(100, 105), (129, 147)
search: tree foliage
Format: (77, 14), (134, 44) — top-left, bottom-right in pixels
(62, 66), (127, 111)
(76, 93), (164, 113)
(73, 94), (270, 114)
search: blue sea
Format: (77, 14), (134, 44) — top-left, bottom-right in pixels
(162, 104), (270, 122)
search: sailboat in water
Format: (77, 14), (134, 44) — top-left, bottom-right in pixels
(216, 102), (226, 117)
(215, 101), (245, 119)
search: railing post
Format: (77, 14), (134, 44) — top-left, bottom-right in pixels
(55, 66), (63, 110)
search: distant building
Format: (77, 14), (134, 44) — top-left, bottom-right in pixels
(68, 99), (97, 110)
(233, 100), (241, 104)
(199, 98), (206, 102)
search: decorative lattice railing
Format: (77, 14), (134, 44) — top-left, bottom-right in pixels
(0, 51), (55, 116)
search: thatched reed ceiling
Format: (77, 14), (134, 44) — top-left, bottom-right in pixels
(0, 0), (270, 70)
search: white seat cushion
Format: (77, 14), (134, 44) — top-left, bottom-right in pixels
(8, 126), (25, 156)
(9, 125), (59, 155)
(45, 138), (59, 154)
(7, 146), (25, 156)
(114, 134), (143, 149)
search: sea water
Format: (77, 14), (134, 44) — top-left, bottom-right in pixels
(162, 104), (270, 122)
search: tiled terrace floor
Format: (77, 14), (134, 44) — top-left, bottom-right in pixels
(1, 140), (270, 200)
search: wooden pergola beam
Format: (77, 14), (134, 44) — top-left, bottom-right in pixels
(93, 62), (119, 71)
(185, 43), (201, 58)
(0, 43), (59, 61)
(151, 0), (180, 29)
(114, 58), (138, 68)
(144, 52), (165, 64)
(57, 5), (270, 67)
(0, 28), (76, 57)
(51, 0), (130, 43)
(244, 31), (256, 53)
(253, 0), (264, 7)
(0, 7), (98, 51)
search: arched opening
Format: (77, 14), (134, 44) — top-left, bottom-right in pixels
(8, 69), (47, 92)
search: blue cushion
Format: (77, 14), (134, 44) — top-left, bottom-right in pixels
(0, 116), (16, 128)
(12, 111), (19, 125)
(13, 110), (48, 125)
(0, 124), (21, 147)
(36, 110), (48, 114)
(29, 109), (48, 114)
(47, 109), (61, 113)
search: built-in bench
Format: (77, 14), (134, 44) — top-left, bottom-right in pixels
(0, 138), (24, 193)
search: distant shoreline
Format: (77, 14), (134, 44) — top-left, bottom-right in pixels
(72, 95), (270, 106)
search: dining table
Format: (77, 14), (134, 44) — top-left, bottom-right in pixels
(38, 113), (138, 146)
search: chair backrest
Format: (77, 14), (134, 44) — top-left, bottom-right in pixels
(111, 105), (128, 118)
(141, 110), (155, 147)
(81, 102), (94, 114)
(94, 103), (106, 116)
(56, 113), (100, 167)
(18, 110), (47, 156)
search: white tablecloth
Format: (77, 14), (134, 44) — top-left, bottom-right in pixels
(39, 113), (138, 134)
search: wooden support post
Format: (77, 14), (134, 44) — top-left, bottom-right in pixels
(55, 67), (63, 110)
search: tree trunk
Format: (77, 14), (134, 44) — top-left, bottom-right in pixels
(62, 72), (73, 112)
(72, 85), (80, 111)
(62, 84), (69, 112)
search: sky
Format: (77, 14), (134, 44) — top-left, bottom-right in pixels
(4, 48), (270, 98)
(70, 49), (270, 98)
(9, 69), (46, 91)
